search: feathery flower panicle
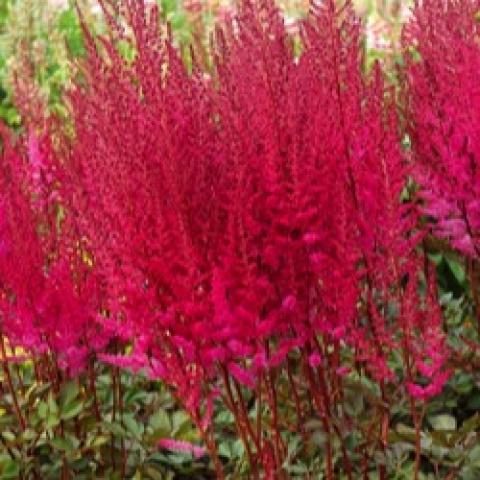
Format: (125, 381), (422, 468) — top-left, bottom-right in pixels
(0, 127), (106, 374)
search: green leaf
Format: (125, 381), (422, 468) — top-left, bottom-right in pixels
(144, 467), (164, 480)
(51, 436), (74, 452)
(47, 392), (59, 416)
(61, 399), (84, 421)
(446, 257), (466, 285)
(452, 373), (474, 395)
(88, 434), (109, 449)
(102, 421), (127, 438)
(429, 414), (456, 431)
(429, 431), (450, 448)
(467, 444), (480, 465)
(460, 465), (480, 480)
(0, 459), (20, 479)
(311, 431), (328, 447)
(59, 381), (80, 408)
(304, 419), (323, 431)
(22, 428), (37, 441)
(467, 392), (480, 410)
(46, 413), (60, 429)
(428, 253), (443, 266)
(0, 415), (15, 429)
(123, 414), (143, 440)
(231, 438), (244, 458)
(215, 410), (234, 425)
(218, 442), (231, 460)
(395, 424), (417, 443)
(1, 431), (15, 443)
(344, 391), (364, 417)
(124, 389), (148, 406)
(37, 401), (48, 420)
(149, 408), (171, 438)
(286, 463), (308, 475)
(171, 411), (192, 438)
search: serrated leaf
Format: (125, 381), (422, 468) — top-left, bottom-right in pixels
(124, 389), (148, 406)
(0, 459), (20, 479)
(171, 411), (191, 437)
(344, 392), (364, 417)
(304, 419), (323, 431)
(395, 424), (417, 443)
(59, 381), (80, 408)
(37, 401), (48, 420)
(123, 414), (143, 440)
(446, 257), (466, 284)
(460, 465), (480, 480)
(231, 438), (244, 458)
(459, 414), (480, 435)
(467, 393), (480, 410)
(90, 435), (109, 449)
(149, 408), (171, 439)
(311, 431), (328, 447)
(218, 442), (231, 459)
(45, 413), (60, 429)
(429, 414), (456, 431)
(61, 399), (84, 420)
(102, 421), (127, 438)
(1, 431), (15, 443)
(429, 253), (443, 266)
(429, 431), (450, 448)
(453, 373), (473, 395)
(51, 436), (73, 452)
(286, 463), (308, 474)
(0, 415), (15, 429)
(144, 466), (164, 480)
(468, 444), (480, 465)
(22, 428), (37, 441)
(47, 392), (59, 416)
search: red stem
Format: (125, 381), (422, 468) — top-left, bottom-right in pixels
(221, 366), (259, 478)
(0, 335), (26, 431)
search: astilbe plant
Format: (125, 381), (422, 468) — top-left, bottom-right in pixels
(403, 0), (480, 386)
(0, 126), (110, 458)
(0, 0), (453, 478)
(403, 0), (480, 259)
(0, 127), (107, 376)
